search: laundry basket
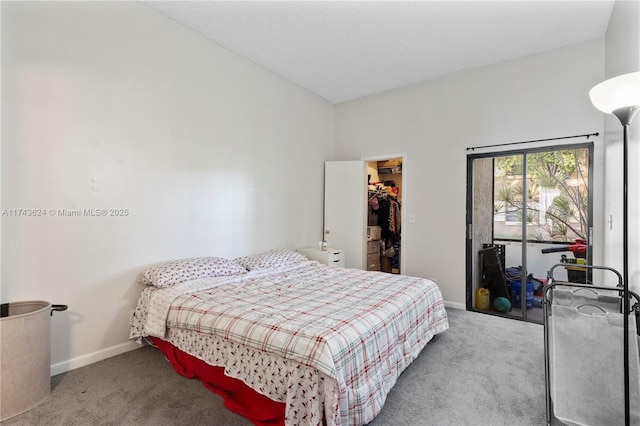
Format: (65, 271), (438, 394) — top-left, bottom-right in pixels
(0, 301), (67, 421)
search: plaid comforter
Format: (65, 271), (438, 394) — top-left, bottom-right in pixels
(131, 261), (448, 425)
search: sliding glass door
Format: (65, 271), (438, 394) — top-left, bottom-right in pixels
(466, 143), (593, 323)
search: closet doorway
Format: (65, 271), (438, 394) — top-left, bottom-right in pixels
(366, 157), (403, 274)
(466, 143), (593, 323)
(323, 154), (405, 273)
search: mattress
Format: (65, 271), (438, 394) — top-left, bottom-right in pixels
(130, 260), (448, 425)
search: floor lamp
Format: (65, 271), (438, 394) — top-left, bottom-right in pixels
(589, 71), (640, 426)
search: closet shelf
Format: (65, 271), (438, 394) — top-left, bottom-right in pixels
(377, 167), (401, 174)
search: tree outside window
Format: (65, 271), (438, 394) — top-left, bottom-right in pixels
(493, 148), (589, 243)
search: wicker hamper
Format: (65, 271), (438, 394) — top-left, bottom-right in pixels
(0, 301), (66, 421)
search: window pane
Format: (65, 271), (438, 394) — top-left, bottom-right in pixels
(493, 148), (589, 243)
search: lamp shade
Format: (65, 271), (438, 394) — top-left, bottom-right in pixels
(589, 71), (640, 114)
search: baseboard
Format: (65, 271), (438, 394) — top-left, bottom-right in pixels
(50, 340), (141, 376)
(444, 300), (466, 310)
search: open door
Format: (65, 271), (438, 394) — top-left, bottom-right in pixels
(324, 161), (367, 269)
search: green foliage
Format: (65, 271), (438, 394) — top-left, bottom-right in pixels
(493, 148), (589, 242)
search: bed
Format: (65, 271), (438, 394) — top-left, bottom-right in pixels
(129, 249), (448, 426)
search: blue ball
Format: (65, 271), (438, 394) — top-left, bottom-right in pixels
(493, 297), (511, 312)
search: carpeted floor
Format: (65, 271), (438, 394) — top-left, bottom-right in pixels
(2, 308), (555, 426)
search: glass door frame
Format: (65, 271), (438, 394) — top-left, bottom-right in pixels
(465, 142), (594, 322)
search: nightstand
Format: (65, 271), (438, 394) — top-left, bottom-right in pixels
(297, 247), (345, 267)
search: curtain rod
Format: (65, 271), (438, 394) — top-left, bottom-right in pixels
(466, 132), (599, 151)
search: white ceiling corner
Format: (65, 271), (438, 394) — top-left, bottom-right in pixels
(139, 1), (615, 104)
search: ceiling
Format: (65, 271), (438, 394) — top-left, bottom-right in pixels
(140, 1), (615, 104)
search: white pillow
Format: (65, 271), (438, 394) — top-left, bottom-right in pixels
(234, 249), (309, 271)
(138, 257), (247, 288)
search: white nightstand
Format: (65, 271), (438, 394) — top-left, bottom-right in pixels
(297, 247), (345, 267)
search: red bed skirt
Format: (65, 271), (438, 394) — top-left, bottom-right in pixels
(151, 337), (285, 426)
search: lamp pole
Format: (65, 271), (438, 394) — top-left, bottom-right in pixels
(612, 105), (639, 426)
(589, 71), (639, 426)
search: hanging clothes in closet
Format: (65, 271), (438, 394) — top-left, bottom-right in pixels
(377, 196), (401, 240)
(368, 183), (401, 273)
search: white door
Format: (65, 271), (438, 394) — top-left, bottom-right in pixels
(324, 161), (367, 269)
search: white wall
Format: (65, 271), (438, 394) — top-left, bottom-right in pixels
(334, 40), (606, 305)
(602, 0), (640, 295)
(1, 1), (334, 373)
(2, 1), (632, 374)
